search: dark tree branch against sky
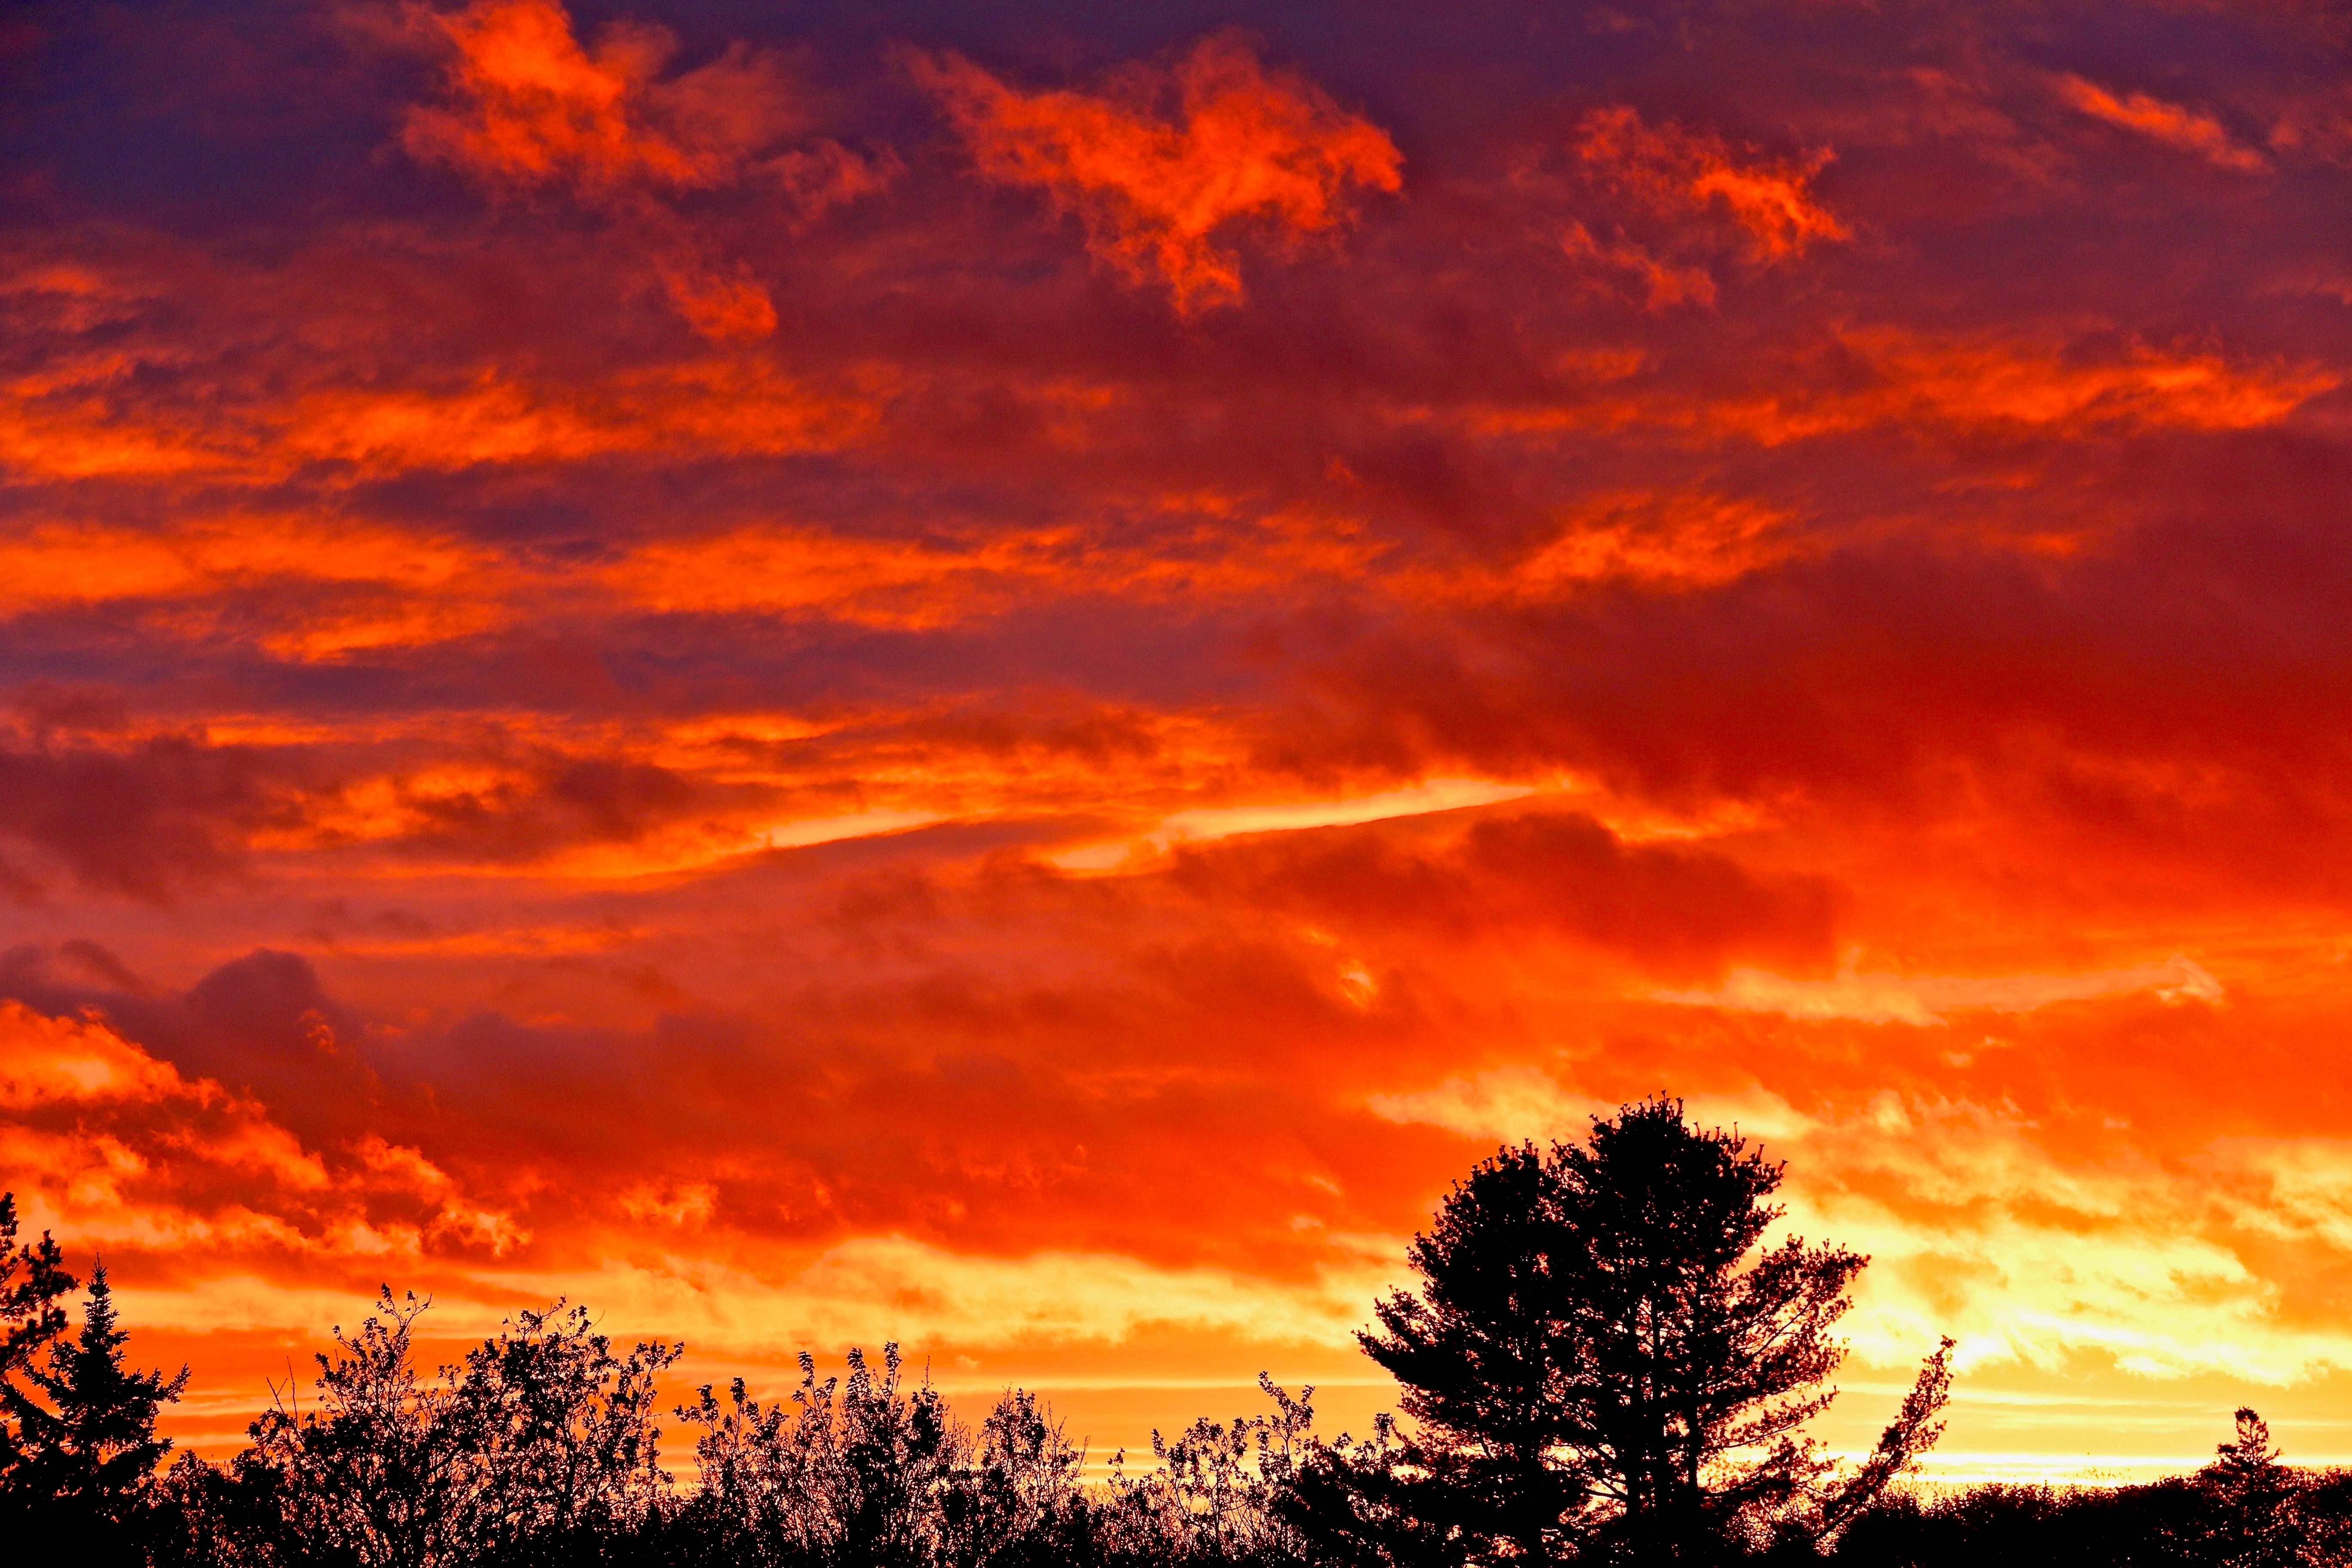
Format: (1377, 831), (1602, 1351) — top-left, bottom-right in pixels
(1355, 1101), (1951, 1561)
(5, 0), (2352, 1475)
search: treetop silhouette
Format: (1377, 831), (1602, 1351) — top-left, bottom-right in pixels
(1351, 1096), (1953, 1563)
(9, 1129), (2349, 1565)
(1, 1247), (187, 1550)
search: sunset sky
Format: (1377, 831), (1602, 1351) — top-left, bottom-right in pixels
(6, 0), (2352, 1481)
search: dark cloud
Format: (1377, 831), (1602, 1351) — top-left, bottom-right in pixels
(0, 947), (378, 1142)
(1169, 808), (1838, 979)
(0, 729), (285, 900)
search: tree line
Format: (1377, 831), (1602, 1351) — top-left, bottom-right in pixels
(3, 1097), (2346, 1565)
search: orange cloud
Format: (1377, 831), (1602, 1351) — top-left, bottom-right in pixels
(0, 352), (221, 481)
(604, 525), (1071, 628)
(651, 253), (781, 341)
(0, 358), (881, 484)
(600, 506), (1384, 628)
(1454, 492), (1794, 595)
(0, 1002), (521, 1267)
(400, 0), (888, 338)
(402, 0), (728, 192)
(1164, 806), (1839, 983)
(0, 519), (509, 657)
(0, 500), (1379, 689)
(2058, 75), (2266, 173)
(922, 34), (1401, 311)
(1558, 220), (1717, 312)
(1576, 107), (1847, 262)
(1465, 330), (2335, 447)
(1733, 329), (2336, 441)
(281, 363), (879, 470)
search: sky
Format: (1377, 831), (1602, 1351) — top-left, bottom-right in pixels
(6, 0), (2352, 1481)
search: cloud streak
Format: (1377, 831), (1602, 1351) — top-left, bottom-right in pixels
(2058, 75), (2267, 173)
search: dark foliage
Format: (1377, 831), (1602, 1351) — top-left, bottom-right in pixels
(125, 1290), (1328, 1568)
(1348, 1098), (1952, 1564)
(147, 1288), (680, 1568)
(0, 1250), (187, 1561)
(6, 1128), (2351, 1565)
(1822, 1406), (2352, 1568)
(0, 1192), (74, 1382)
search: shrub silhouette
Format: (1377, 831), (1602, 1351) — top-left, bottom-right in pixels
(193, 1289), (680, 1567)
(675, 1342), (956, 1566)
(937, 1387), (1092, 1568)
(14, 1125), (2352, 1565)
(1093, 1372), (1318, 1565)
(1824, 1425), (2348, 1568)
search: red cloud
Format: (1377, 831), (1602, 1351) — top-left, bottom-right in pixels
(1575, 107), (1847, 263)
(921, 34), (1401, 312)
(401, 0), (724, 192)
(0, 1001), (524, 1273)
(2058, 75), (2266, 173)
(1165, 807), (1839, 981)
(0, 727), (285, 903)
(400, 0), (888, 340)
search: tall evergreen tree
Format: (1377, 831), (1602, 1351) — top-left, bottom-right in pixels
(3, 1260), (189, 1531)
(1357, 1097), (1951, 1565)
(0, 1191), (76, 1491)
(2197, 1408), (2300, 1568)
(0, 1194), (73, 1377)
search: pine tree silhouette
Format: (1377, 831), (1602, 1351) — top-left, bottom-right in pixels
(1351, 1097), (1952, 1564)
(3, 1260), (189, 1533)
(0, 1189), (76, 1489)
(0, 1194), (73, 1374)
(2199, 1408), (2300, 1568)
